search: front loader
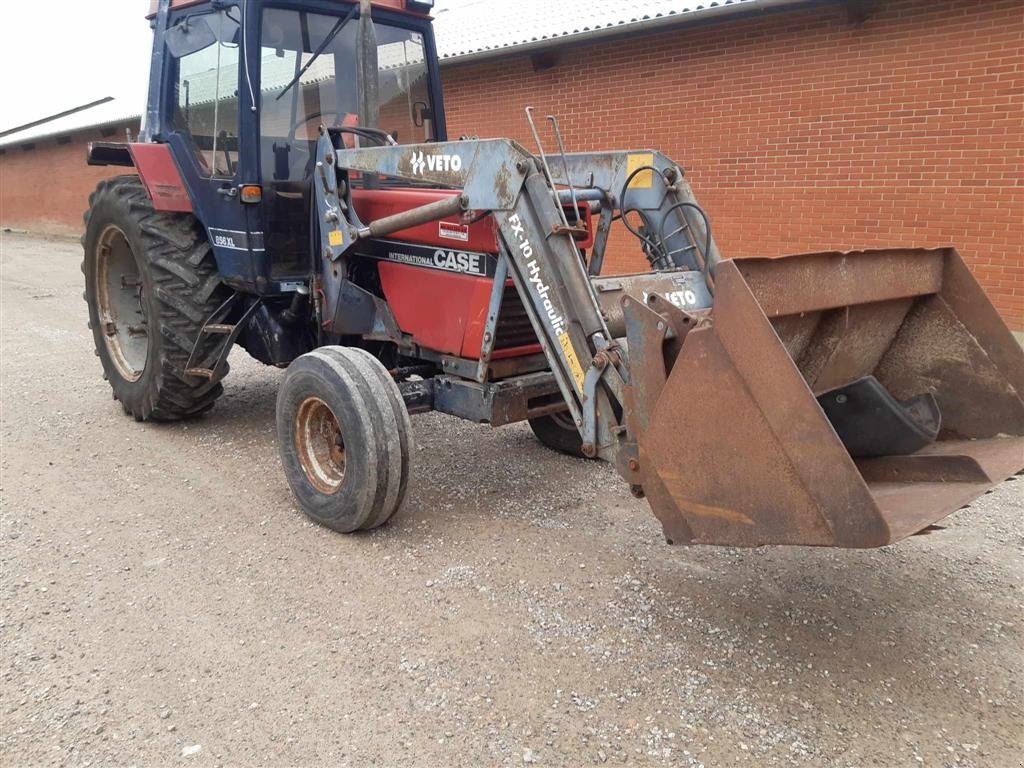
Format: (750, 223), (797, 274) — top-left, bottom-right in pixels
(83, 0), (1023, 548)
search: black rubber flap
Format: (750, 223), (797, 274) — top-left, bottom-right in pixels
(817, 376), (941, 458)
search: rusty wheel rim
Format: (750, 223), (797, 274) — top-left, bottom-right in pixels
(95, 225), (148, 382)
(294, 396), (345, 494)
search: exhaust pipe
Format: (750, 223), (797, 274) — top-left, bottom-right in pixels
(357, 0), (379, 131)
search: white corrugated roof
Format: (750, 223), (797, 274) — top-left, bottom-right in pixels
(0, 98), (143, 150)
(0, 0), (788, 148)
(432, 0), (766, 61)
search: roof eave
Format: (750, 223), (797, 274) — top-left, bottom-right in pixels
(0, 116), (140, 152)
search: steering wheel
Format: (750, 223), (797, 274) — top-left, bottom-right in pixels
(288, 110), (344, 142)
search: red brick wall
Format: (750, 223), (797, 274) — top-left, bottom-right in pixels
(2, 0), (1020, 328)
(441, 0), (1024, 328)
(0, 128), (136, 236)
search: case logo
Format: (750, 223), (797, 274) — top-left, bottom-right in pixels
(358, 240), (494, 277)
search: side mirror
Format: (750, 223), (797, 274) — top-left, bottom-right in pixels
(412, 101), (433, 128)
(165, 10), (240, 58)
(165, 15), (217, 58)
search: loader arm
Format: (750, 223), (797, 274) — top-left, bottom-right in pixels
(319, 135), (682, 464)
(320, 134), (1024, 548)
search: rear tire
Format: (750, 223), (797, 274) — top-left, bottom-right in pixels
(277, 347), (412, 532)
(529, 411), (587, 458)
(82, 175), (231, 421)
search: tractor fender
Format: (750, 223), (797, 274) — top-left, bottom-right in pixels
(86, 141), (192, 213)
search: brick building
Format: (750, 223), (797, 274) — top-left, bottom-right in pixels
(1, 0), (1021, 328)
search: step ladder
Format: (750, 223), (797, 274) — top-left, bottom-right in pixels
(184, 294), (262, 381)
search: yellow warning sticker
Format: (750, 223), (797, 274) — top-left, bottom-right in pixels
(626, 153), (655, 189)
(558, 331), (586, 392)
(328, 229), (344, 247)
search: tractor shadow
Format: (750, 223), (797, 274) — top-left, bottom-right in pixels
(136, 355), (600, 524)
(141, 353), (283, 441)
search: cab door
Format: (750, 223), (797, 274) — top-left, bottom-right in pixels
(162, 5), (265, 290)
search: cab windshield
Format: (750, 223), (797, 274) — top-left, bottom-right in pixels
(259, 6), (436, 183)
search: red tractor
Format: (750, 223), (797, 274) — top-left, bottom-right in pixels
(83, 0), (1023, 547)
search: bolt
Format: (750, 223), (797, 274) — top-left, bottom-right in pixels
(836, 394), (848, 404)
(516, 160), (528, 173)
(628, 458), (639, 472)
(581, 442), (597, 458)
(656, 321), (665, 332)
(325, 153), (335, 165)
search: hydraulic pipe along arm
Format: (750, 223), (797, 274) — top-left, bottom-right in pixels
(356, 194), (468, 240)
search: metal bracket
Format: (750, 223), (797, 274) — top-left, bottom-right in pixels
(184, 293), (262, 381)
(475, 254), (509, 382)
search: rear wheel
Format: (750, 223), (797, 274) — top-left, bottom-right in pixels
(529, 411), (588, 458)
(277, 346), (412, 532)
(82, 175), (231, 420)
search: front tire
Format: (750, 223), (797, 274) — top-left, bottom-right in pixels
(82, 175), (231, 420)
(277, 347), (412, 532)
(529, 411), (588, 458)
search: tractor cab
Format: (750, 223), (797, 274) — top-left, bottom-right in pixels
(146, 0), (445, 291)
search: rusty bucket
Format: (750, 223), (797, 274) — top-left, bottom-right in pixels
(623, 248), (1024, 547)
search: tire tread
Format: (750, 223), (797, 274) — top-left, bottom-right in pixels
(82, 175), (230, 421)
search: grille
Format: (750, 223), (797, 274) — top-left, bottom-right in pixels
(493, 284), (539, 349)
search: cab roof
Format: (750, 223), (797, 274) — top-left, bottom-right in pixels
(147, 0), (429, 20)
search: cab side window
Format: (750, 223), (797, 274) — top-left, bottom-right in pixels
(168, 9), (241, 178)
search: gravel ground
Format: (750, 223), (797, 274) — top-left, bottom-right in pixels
(1, 230), (1022, 767)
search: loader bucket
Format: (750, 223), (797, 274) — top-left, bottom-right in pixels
(623, 248), (1024, 548)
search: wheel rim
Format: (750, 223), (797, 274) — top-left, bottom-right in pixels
(550, 410), (577, 431)
(294, 396), (346, 494)
(94, 225), (148, 382)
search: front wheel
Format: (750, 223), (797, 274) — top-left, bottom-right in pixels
(277, 347), (412, 532)
(528, 411), (588, 458)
